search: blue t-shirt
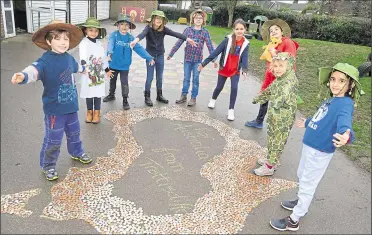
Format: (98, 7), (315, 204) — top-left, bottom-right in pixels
(303, 96), (355, 153)
(29, 51), (80, 115)
(107, 31), (153, 71)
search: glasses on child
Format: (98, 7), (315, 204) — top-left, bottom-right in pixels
(194, 17), (204, 20)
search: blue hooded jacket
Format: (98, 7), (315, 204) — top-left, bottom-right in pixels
(107, 30), (153, 70)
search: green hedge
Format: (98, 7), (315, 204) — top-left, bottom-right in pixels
(160, 7), (194, 22)
(211, 5), (371, 46)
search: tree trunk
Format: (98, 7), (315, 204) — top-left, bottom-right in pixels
(224, 0), (239, 27)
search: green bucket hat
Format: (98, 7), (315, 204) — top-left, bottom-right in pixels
(150, 10), (168, 25)
(318, 63), (365, 104)
(79, 17), (107, 39)
(114, 13), (136, 29)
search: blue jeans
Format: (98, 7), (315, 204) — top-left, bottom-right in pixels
(145, 54), (164, 91)
(182, 62), (200, 98)
(40, 112), (84, 170)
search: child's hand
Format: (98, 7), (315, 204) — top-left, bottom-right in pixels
(333, 129), (350, 148)
(167, 56), (171, 60)
(186, 38), (198, 47)
(213, 62), (218, 68)
(269, 48), (277, 56)
(107, 54), (112, 61)
(149, 60), (155, 66)
(295, 118), (306, 128)
(106, 70), (114, 79)
(11, 73), (25, 84)
(242, 72), (247, 81)
(197, 64), (203, 72)
(130, 38), (139, 48)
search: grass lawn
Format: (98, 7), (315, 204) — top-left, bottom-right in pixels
(206, 26), (371, 172)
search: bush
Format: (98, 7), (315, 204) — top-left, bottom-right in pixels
(211, 5), (371, 46)
(159, 6), (194, 22)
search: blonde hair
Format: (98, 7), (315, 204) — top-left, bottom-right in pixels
(149, 16), (164, 32)
(269, 59), (288, 73)
(191, 12), (206, 26)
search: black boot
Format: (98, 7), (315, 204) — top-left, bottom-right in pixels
(156, 89), (169, 104)
(144, 91), (153, 106)
(122, 84), (130, 110)
(103, 75), (117, 102)
(123, 98), (130, 110)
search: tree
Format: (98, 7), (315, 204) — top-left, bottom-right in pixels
(223, 0), (239, 27)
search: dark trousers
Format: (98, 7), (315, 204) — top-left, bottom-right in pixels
(212, 74), (240, 109)
(256, 101), (269, 123)
(40, 112), (84, 170)
(108, 69), (129, 98)
(86, 97), (101, 110)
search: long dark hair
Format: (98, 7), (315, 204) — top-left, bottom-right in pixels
(230, 18), (247, 54)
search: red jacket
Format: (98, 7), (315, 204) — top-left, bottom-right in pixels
(260, 37), (299, 91)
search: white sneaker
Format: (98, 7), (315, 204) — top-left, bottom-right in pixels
(254, 164), (275, 176)
(208, 99), (216, 109)
(227, 109), (235, 121)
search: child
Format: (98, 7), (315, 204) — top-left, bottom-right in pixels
(245, 18), (299, 129)
(130, 10), (197, 106)
(167, 9), (217, 106)
(79, 17), (112, 123)
(11, 20), (92, 181)
(269, 63), (364, 232)
(252, 52), (298, 176)
(198, 18), (249, 121)
(102, 14), (155, 110)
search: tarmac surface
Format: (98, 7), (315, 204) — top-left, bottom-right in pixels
(1, 20), (370, 234)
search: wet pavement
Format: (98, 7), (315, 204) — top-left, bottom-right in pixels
(1, 20), (370, 234)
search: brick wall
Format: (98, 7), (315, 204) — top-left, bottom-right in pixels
(110, 0), (158, 22)
(1, 10), (5, 39)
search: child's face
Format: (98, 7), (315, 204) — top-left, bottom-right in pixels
(85, 27), (99, 39)
(193, 13), (204, 26)
(329, 71), (351, 97)
(272, 60), (288, 77)
(153, 16), (163, 27)
(118, 22), (130, 34)
(269, 25), (283, 39)
(46, 32), (70, 53)
(233, 23), (246, 38)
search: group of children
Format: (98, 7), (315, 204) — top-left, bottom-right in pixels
(11, 9), (364, 233)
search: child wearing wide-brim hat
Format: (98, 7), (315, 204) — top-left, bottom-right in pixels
(79, 17), (107, 39)
(32, 19), (83, 50)
(114, 13), (136, 29)
(269, 63), (363, 232)
(78, 17), (112, 124)
(11, 20), (92, 181)
(102, 13), (154, 110)
(245, 18), (299, 129)
(130, 10), (197, 107)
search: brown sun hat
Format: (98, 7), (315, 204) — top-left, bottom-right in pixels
(32, 20), (83, 50)
(189, 9), (207, 26)
(261, 18), (291, 42)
